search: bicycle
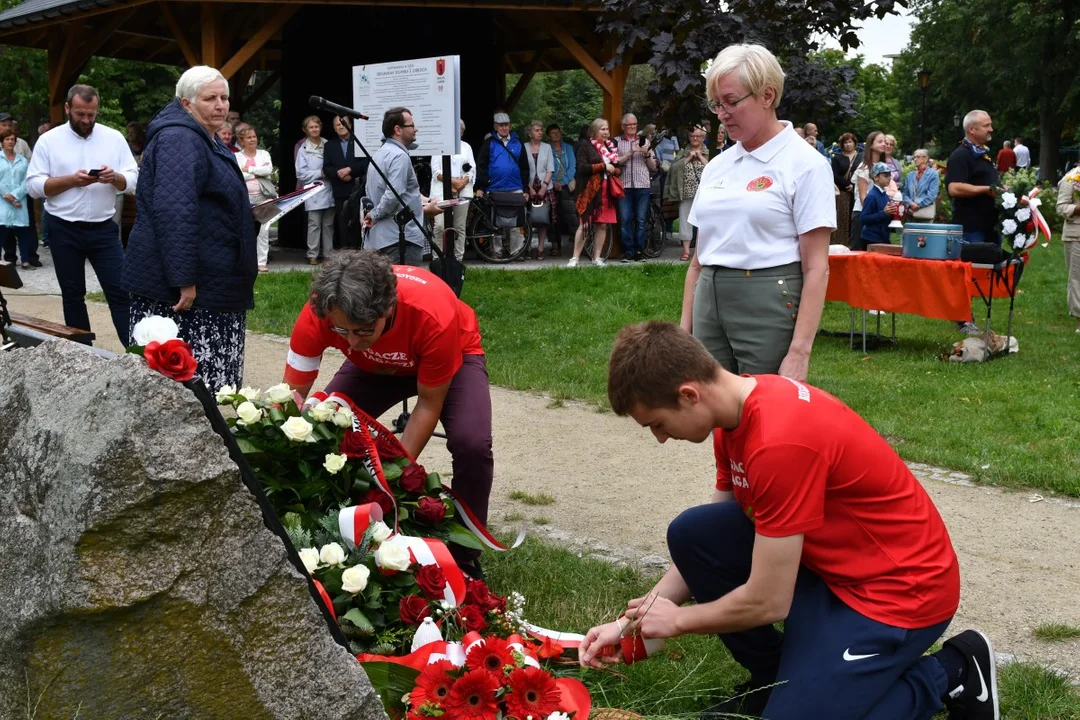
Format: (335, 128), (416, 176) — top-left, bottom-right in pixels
(465, 193), (532, 263)
(585, 196), (670, 260)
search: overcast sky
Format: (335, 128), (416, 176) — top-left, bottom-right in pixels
(821, 8), (915, 66)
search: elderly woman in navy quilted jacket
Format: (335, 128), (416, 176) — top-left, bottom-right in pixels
(122, 66), (256, 390)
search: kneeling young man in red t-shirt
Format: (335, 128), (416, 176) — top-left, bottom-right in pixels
(283, 250), (491, 574)
(580, 322), (998, 720)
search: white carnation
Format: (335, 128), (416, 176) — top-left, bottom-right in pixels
(131, 315), (179, 346)
(341, 565), (371, 594)
(547, 714), (572, 720)
(215, 384), (237, 404)
(1016, 207), (1031, 222)
(298, 547), (320, 574)
(1013, 234), (1028, 250)
(1001, 219), (1017, 235)
(1001, 192), (1017, 210)
(319, 542), (346, 566)
(265, 383), (294, 404)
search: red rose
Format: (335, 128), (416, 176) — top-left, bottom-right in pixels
(399, 594), (431, 626)
(458, 603), (487, 633)
(375, 431), (406, 461)
(399, 463), (427, 494)
(341, 428), (373, 459)
(415, 563), (448, 599)
(465, 579), (506, 614)
(361, 489), (395, 518)
(144, 339), (197, 382)
(415, 496), (447, 525)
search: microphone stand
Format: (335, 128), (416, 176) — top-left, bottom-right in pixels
(338, 117), (443, 266)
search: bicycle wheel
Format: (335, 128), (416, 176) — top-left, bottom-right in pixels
(467, 200), (512, 264)
(642, 200), (667, 258)
(583, 221), (614, 260)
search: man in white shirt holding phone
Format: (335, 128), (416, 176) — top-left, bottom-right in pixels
(27, 84), (138, 345)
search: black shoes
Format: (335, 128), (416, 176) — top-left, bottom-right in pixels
(942, 629), (999, 720)
(701, 679), (772, 719)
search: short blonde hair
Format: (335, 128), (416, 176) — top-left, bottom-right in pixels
(705, 43), (785, 108)
(589, 117), (609, 139)
(301, 114), (322, 131)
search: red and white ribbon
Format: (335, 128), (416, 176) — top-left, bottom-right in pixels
(523, 622), (586, 649)
(338, 503), (384, 549)
(382, 532), (466, 607)
(441, 485), (526, 552)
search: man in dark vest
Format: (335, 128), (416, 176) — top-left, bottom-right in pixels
(323, 115), (369, 249)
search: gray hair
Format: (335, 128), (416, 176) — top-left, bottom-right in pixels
(310, 250), (397, 326)
(1003, 140), (1012, 148)
(705, 43), (786, 108)
(913, 148), (929, 158)
(175, 66), (229, 103)
(527, 119), (544, 132)
(962, 110), (989, 133)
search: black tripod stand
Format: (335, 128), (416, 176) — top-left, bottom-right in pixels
(339, 116), (451, 439)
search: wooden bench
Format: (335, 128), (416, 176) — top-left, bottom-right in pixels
(1, 261), (96, 347)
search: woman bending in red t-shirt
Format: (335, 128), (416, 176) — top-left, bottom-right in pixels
(283, 250), (492, 573)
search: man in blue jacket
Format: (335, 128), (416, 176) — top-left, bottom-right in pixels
(475, 111), (529, 258)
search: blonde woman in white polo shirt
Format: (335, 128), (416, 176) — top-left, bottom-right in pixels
(680, 44), (835, 381)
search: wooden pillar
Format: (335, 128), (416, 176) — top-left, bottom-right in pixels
(504, 51), (543, 113)
(201, 3), (222, 67)
(603, 60), (629, 129)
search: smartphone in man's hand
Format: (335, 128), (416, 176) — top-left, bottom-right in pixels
(87, 168), (102, 177)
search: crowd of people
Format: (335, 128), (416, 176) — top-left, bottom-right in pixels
(18, 37), (1080, 720)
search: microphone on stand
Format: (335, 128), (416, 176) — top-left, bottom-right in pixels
(308, 96), (369, 121)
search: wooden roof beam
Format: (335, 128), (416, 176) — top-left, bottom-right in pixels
(504, 50), (543, 113)
(545, 21), (612, 95)
(160, 2), (198, 66)
(219, 4), (297, 79)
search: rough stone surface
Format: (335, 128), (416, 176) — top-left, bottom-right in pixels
(0, 342), (387, 720)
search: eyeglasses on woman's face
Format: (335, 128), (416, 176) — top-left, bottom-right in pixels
(707, 92), (754, 115)
(331, 324), (377, 338)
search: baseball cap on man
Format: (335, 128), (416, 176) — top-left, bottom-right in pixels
(493, 112), (510, 124)
(871, 161), (891, 177)
(0, 113), (12, 122)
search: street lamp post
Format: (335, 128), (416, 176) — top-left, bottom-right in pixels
(954, 113), (962, 142)
(917, 69), (932, 148)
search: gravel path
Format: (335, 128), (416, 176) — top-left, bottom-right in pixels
(6, 286), (1079, 680)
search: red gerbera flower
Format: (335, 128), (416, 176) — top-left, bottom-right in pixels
(504, 666), (561, 720)
(536, 635), (565, 660)
(443, 669), (500, 720)
(414, 659), (457, 708)
(465, 636), (515, 675)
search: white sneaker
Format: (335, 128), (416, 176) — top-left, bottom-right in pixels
(593, 258), (605, 267)
(567, 258), (578, 268)
(868, 309), (885, 316)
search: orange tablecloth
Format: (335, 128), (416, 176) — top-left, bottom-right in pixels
(826, 252), (1015, 321)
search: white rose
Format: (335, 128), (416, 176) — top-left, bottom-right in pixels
(1016, 207), (1031, 222)
(131, 315), (179, 346)
(265, 383), (294, 404)
(324, 453), (347, 474)
(332, 409), (354, 428)
(298, 547), (320, 574)
(369, 521), (392, 543)
(239, 387), (261, 401)
(215, 384), (237, 404)
(319, 542), (346, 566)
(281, 416), (315, 442)
(1001, 192), (1017, 210)
(341, 565), (371, 594)
(235, 401), (262, 426)
(1001, 219), (1017, 235)
(374, 541), (411, 572)
(310, 401), (336, 423)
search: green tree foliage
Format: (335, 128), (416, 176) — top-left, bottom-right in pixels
(506, 70), (602, 139)
(596, 0), (906, 133)
(900, 0), (1080, 178)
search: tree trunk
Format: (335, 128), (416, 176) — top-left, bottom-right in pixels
(1037, 106), (1064, 182)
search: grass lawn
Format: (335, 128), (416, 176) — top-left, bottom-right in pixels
(247, 240), (1079, 496)
(487, 538), (1080, 718)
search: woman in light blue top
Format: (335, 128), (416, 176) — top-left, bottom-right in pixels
(0, 127), (38, 269)
(902, 148), (940, 221)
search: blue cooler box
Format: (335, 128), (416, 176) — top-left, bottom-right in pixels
(901, 223), (965, 260)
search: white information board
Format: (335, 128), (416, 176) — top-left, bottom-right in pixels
(352, 55), (461, 157)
